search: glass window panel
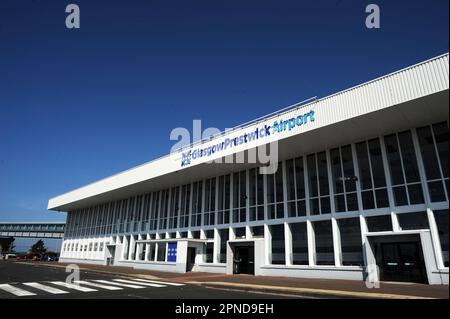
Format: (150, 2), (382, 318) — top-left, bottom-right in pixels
(362, 191), (375, 210)
(295, 157), (306, 199)
(251, 226), (264, 238)
(393, 186), (408, 206)
(271, 225), (285, 265)
(375, 189), (389, 208)
(335, 195), (346, 213)
(310, 199), (320, 216)
(432, 123), (449, 178)
(286, 159), (296, 201)
(291, 222), (308, 265)
(417, 126), (441, 180)
(356, 142), (373, 190)
(275, 164), (284, 203)
(368, 139), (387, 188)
(346, 193), (359, 211)
(407, 184), (425, 205)
(235, 227), (246, 239)
(338, 218), (364, 266)
(397, 212), (429, 230)
(320, 197), (331, 214)
(397, 131), (421, 183)
(433, 210), (449, 267)
(307, 154), (318, 197)
(384, 134), (405, 186)
(331, 148), (344, 194)
(297, 200), (306, 216)
(427, 181), (446, 202)
(205, 243), (214, 263)
(317, 152), (330, 196)
(366, 215), (392, 232)
(313, 220), (334, 265)
(219, 229), (229, 263)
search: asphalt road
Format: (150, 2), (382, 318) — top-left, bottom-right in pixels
(0, 260), (289, 299)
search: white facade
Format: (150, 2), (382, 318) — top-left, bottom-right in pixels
(50, 53), (449, 285)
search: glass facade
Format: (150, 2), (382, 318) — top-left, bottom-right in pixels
(61, 122), (448, 275)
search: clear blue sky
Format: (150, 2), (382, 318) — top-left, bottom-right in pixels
(0, 0), (448, 225)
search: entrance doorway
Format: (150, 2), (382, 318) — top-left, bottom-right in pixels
(233, 245), (254, 275)
(372, 238), (427, 284)
(186, 247), (196, 272)
(106, 246), (115, 266)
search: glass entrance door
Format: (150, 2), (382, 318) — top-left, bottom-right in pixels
(233, 246), (254, 275)
(378, 242), (427, 284)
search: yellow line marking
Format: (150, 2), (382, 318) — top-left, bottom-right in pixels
(186, 281), (436, 299)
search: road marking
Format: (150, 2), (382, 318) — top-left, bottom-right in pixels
(0, 284), (36, 297)
(49, 281), (97, 292)
(93, 280), (146, 289)
(23, 282), (69, 294)
(113, 279), (166, 288)
(74, 280), (123, 291)
(132, 278), (185, 286)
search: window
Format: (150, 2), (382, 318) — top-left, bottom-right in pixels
(434, 210), (449, 267)
(233, 171), (247, 223)
(384, 131), (425, 206)
(219, 228), (229, 263)
(249, 168), (265, 221)
(330, 146), (359, 213)
(251, 226), (264, 238)
(307, 153), (331, 215)
(168, 187), (180, 229)
(217, 175), (231, 225)
(141, 194), (151, 231)
(397, 212), (429, 230)
(157, 243), (166, 262)
(271, 225), (285, 265)
(234, 227), (246, 239)
(417, 123), (449, 203)
(205, 243), (214, 263)
(313, 220), (334, 265)
(205, 229), (214, 239)
(356, 139), (389, 210)
(290, 222), (308, 265)
(179, 184), (191, 228)
(338, 218), (363, 266)
(147, 243), (156, 261)
(204, 178), (216, 226)
(267, 163), (285, 219)
(149, 192), (159, 231)
(158, 189), (170, 230)
(366, 215), (392, 232)
(286, 158), (307, 217)
(191, 230), (201, 239)
(191, 181), (203, 227)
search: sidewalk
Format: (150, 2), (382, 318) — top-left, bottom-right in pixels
(25, 261), (449, 299)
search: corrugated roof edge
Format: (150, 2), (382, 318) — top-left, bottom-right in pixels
(49, 52), (449, 202)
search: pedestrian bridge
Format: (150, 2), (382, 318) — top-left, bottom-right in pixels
(0, 222), (65, 239)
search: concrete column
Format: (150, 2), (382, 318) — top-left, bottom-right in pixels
(307, 220), (315, 266)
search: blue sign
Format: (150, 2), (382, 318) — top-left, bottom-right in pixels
(167, 242), (177, 262)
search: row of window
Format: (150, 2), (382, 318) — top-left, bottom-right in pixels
(63, 241), (104, 253)
(64, 122), (448, 238)
(63, 210), (449, 268)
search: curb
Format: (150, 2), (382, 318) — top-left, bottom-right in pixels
(186, 281), (436, 299)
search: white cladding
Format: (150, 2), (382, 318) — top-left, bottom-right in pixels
(48, 53), (449, 211)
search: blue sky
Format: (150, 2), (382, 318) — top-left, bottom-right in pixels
(0, 0), (448, 227)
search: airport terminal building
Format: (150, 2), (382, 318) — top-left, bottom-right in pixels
(48, 54), (449, 285)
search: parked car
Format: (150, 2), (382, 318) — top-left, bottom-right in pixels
(15, 255), (28, 261)
(4, 254), (16, 260)
(46, 256), (59, 262)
